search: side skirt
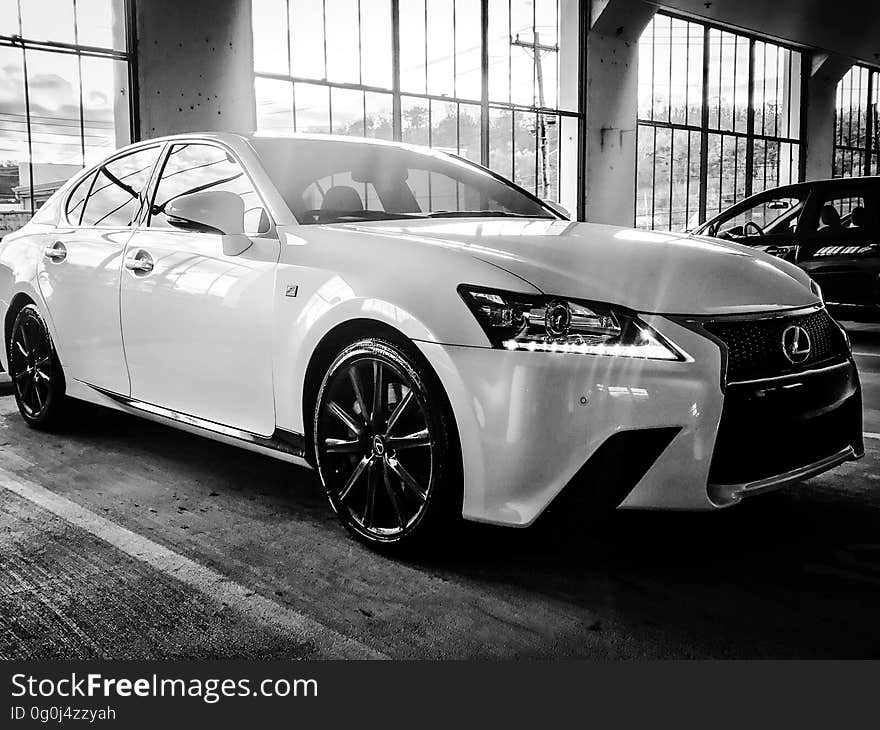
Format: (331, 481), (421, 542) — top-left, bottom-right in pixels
(80, 382), (311, 468)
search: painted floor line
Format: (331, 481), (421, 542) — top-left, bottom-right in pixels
(865, 432), (880, 441)
(0, 465), (386, 660)
(853, 351), (880, 358)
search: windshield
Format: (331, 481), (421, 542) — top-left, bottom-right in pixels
(251, 137), (556, 225)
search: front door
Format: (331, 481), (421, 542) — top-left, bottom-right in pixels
(120, 142), (279, 436)
(37, 145), (162, 395)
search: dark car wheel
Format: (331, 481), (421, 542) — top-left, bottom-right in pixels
(313, 337), (460, 550)
(7, 304), (67, 430)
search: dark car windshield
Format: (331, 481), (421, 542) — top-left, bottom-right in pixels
(251, 137), (555, 225)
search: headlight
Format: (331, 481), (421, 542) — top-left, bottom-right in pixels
(458, 285), (686, 360)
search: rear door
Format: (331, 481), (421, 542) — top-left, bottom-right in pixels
(120, 141), (280, 436)
(797, 187), (880, 305)
(38, 145), (163, 395)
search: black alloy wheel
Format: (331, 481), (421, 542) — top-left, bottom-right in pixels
(313, 337), (458, 549)
(7, 304), (66, 429)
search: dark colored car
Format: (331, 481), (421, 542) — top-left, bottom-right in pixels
(695, 177), (880, 321)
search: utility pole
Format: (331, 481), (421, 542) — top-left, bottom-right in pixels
(512, 31), (557, 198)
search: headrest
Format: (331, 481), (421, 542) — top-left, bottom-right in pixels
(321, 185), (364, 212)
(820, 204), (841, 228)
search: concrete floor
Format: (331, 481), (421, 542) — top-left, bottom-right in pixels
(1, 324), (879, 659)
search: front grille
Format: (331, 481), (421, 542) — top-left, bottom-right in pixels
(702, 307), (848, 383)
(708, 362), (862, 486)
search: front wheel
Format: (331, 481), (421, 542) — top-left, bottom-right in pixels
(313, 337), (459, 550)
(7, 304), (67, 430)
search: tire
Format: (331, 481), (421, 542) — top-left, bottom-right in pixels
(7, 304), (67, 430)
(312, 336), (460, 551)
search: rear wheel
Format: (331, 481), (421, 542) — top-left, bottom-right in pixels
(7, 304), (66, 429)
(313, 337), (459, 550)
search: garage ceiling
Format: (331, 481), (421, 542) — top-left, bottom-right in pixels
(652, 0), (880, 67)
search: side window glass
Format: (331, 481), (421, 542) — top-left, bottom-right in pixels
(80, 147), (161, 227)
(65, 170), (97, 225)
(810, 194), (874, 233)
(150, 144), (270, 235)
(716, 196), (803, 236)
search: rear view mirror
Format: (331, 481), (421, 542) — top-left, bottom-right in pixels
(166, 190), (245, 236)
(543, 200), (570, 219)
(767, 200), (790, 210)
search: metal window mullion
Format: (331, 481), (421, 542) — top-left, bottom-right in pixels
(480, 0), (489, 166)
(392, 0), (401, 140)
(698, 25), (709, 224)
(864, 69), (874, 175)
(744, 37), (755, 197)
(17, 1), (35, 216)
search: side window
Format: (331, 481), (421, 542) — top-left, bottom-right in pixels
(150, 144), (270, 235)
(80, 147), (161, 227)
(65, 170), (97, 225)
(808, 193), (876, 233)
(716, 195), (803, 237)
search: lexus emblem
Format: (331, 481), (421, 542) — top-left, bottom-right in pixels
(781, 325), (811, 364)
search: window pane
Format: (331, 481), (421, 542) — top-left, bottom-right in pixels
(510, 0), (536, 107)
(399, 0), (426, 94)
(364, 92), (393, 139)
(513, 110), (537, 193)
(81, 56), (131, 166)
(82, 146), (160, 227)
(20, 0), (75, 43)
(430, 99), (457, 151)
(290, 0), (326, 80)
(426, 0), (454, 97)
(455, 0), (481, 100)
(255, 77), (294, 132)
(151, 144), (267, 235)
(360, 0), (392, 89)
(458, 103), (481, 162)
(487, 0), (511, 103)
(76, 0), (127, 50)
(26, 50), (83, 169)
(401, 97), (429, 146)
(325, 0), (360, 84)
(0, 46), (30, 223)
(294, 83), (330, 133)
(331, 87), (365, 135)
(489, 107), (513, 178)
(252, 0), (289, 74)
(0, 0), (19, 35)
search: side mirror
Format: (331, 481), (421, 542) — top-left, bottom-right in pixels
(166, 190), (245, 236)
(543, 200), (570, 219)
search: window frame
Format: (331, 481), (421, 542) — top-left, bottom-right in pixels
(636, 10), (805, 231)
(143, 139), (277, 237)
(0, 0), (138, 217)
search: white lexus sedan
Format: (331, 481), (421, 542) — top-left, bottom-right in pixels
(0, 132), (864, 550)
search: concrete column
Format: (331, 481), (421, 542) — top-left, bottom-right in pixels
(584, 0), (655, 225)
(803, 53), (852, 181)
(136, 0), (255, 139)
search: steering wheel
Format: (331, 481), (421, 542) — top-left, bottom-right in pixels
(743, 221), (765, 237)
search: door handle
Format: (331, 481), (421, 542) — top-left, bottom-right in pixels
(43, 241), (67, 263)
(124, 251), (154, 274)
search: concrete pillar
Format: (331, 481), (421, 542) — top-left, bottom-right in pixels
(803, 53), (852, 181)
(584, 0), (655, 225)
(136, 0), (255, 139)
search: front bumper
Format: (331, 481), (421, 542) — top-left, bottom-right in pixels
(415, 314), (862, 527)
(415, 316), (726, 526)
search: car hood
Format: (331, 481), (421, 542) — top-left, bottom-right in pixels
(344, 218), (819, 315)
